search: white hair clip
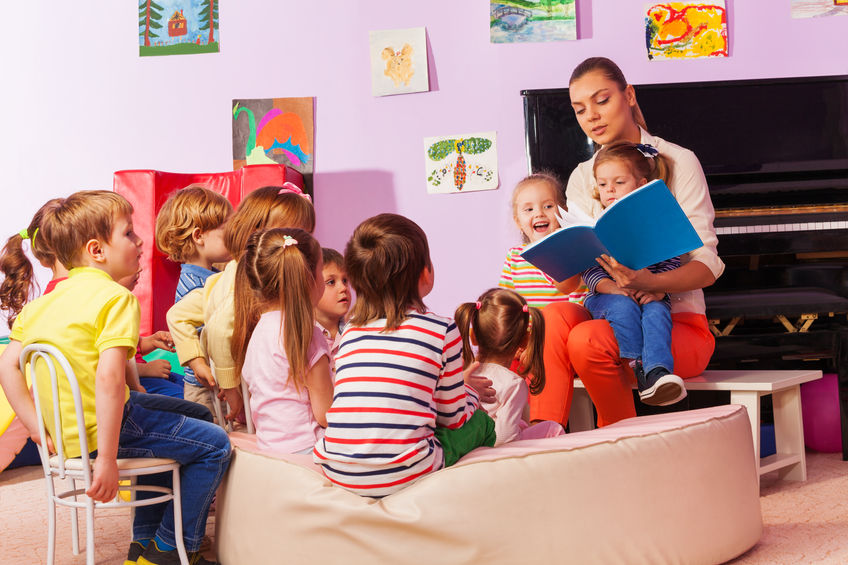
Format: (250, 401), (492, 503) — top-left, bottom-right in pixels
(282, 235), (298, 248)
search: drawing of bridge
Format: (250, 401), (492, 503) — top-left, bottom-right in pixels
(492, 4), (533, 29)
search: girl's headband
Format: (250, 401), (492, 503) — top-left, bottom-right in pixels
(279, 182), (312, 203)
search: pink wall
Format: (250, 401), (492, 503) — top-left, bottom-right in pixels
(1, 1), (846, 320)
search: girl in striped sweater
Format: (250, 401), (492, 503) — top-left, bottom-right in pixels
(314, 213), (496, 497)
(499, 173), (588, 307)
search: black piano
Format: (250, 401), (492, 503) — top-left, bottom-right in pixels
(522, 75), (848, 459)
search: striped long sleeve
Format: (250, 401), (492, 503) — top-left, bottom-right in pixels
(498, 246), (587, 307)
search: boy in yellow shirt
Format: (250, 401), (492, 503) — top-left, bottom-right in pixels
(0, 191), (229, 565)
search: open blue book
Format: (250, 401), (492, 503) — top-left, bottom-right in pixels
(520, 179), (703, 281)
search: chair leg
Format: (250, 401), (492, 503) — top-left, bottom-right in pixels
(45, 477), (57, 565)
(172, 468), (190, 565)
(85, 497), (95, 565)
(69, 477), (80, 555)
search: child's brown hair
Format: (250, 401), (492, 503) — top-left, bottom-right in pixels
(232, 228), (322, 388)
(454, 288), (546, 395)
(0, 198), (63, 329)
(511, 171), (568, 244)
(224, 186), (315, 261)
(345, 213), (431, 331)
(39, 190), (134, 269)
(155, 185), (233, 263)
(321, 247), (344, 271)
(592, 141), (672, 206)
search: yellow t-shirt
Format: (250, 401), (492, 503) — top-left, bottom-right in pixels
(10, 267), (139, 458)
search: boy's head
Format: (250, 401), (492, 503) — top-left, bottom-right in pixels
(40, 190), (141, 281)
(316, 248), (350, 326)
(155, 185), (233, 266)
(345, 213), (432, 331)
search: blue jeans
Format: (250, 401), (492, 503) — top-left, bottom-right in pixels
(139, 371), (185, 398)
(584, 293), (674, 374)
(129, 390), (213, 422)
(117, 397), (231, 551)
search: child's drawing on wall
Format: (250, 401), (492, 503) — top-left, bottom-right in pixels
(424, 132), (499, 194)
(139, 0), (220, 56)
(369, 27), (430, 96)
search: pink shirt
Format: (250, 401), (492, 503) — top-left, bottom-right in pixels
(242, 310), (330, 455)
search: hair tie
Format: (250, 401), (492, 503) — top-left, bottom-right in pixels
(282, 235), (298, 248)
(522, 305), (528, 313)
(278, 182), (312, 203)
(19, 229), (29, 240)
(475, 301), (482, 310)
(635, 144), (658, 159)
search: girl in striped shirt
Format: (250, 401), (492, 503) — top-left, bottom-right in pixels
(499, 172), (588, 307)
(314, 213), (496, 497)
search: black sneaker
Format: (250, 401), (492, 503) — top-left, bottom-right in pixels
(637, 366), (687, 406)
(137, 540), (218, 565)
(124, 541), (146, 565)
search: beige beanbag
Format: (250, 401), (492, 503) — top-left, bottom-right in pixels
(216, 405), (761, 565)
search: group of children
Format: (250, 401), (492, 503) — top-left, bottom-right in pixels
(0, 139), (682, 562)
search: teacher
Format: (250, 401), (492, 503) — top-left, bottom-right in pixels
(530, 57), (725, 428)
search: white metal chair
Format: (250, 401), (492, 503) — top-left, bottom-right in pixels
(21, 343), (189, 565)
(210, 361), (254, 434)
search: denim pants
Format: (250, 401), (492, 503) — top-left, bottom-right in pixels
(139, 371), (185, 399)
(584, 292), (674, 374)
(129, 390), (213, 422)
(117, 396), (231, 551)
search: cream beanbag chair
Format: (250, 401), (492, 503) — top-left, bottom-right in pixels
(217, 404), (761, 565)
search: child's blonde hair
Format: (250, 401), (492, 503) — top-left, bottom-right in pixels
(0, 198), (63, 328)
(345, 213), (431, 331)
(39, 190), (134, 269)
(511, 171), (567, 244)
(155, 185), (233, 263)
(455, 288), (546, 395)
(224, 186), (315, 261)
(232, 228), (322, 389)
(591, 141), (672, 206)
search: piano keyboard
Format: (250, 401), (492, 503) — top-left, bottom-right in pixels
(716, 220), (848, 235)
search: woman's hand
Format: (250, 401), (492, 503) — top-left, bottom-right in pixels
(596, 255), (654, 290)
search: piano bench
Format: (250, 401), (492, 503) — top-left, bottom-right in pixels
(569, 369), (823, 484)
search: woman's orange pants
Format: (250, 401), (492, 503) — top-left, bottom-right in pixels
(530, 302), (715, 428)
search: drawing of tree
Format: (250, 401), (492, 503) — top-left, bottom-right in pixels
(139, 0), (164, 47)
(198, 0), (219, 44)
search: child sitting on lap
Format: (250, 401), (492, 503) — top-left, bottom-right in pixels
(155, 186), (233, 414)
(582, 141), (685, 406)
(314, 213), (496, 498)
(232, 228), (333, 456)
(314, 247), (351, 377)
(455, 288), (563, 445)
(0, 191), (230, 565)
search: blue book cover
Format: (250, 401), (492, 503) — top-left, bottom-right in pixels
(519, 179), (703, 281)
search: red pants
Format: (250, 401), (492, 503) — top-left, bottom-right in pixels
(530, 302), (715, 428)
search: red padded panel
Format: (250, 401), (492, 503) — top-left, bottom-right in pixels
(113, 165), (304, 336)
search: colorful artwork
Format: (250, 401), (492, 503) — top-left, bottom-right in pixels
(369, 27), (430, 97)
(424, 132), (498, 194)
(791, 0), (848, 18)
(490, 0), (577, 43)
(232, 98), (315, 177)
(645, 2), (728, 60)
(139, 0), (219, 57)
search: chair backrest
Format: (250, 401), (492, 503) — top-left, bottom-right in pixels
(20, 343), (95, 485)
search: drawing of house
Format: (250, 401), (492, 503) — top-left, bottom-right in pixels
(168, 10), (188, 37)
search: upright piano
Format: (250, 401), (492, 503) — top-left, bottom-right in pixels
(522, 75), (848, 459)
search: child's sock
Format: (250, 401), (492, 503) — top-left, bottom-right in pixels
(135, 538), (151, 548)
(152, 535), (176, 552)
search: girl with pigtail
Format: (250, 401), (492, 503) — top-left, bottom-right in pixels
(232, 227), (333, 456)
(455, 288), (564, 446)
(0, 199), (67, 329)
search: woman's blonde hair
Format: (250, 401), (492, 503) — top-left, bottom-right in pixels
(511, 171), (567, 244)
(0, 198), (63, 328)
(454, 288), (546, 395)
(569, 56), (648, 131)
(155, 185), (233, 263)
(223, 186), (315, 261)
(345, 213), (431, 331)
(232, 228), (322, 390)
(591, 141), (672, 206)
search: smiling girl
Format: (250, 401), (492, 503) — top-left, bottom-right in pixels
(498, 172), (588, 307)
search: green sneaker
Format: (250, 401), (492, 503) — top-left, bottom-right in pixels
(136, 539), (218, 565)
(123, 541), (146, 565)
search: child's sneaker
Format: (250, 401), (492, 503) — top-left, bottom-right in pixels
(635, 363), (687, 406)
(124, 541), (146, 565)
(137, 540), (218, 565)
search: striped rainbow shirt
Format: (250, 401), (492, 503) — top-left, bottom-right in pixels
(313, 311), (480, 497)
(499, 246), (588, 308)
